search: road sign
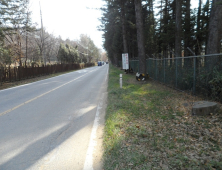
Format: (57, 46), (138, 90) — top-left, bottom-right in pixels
(122, 53), (129, 69)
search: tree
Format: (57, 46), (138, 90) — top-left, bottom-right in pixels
(100, 0), (137, 65)
(120, 0), (128, 54)
(134, 0), (146, 74)
(0, 0), (30, 66)
(57, 43), (79, 64)
(175, 0), (182, 57)
(206, 0), (222, 54)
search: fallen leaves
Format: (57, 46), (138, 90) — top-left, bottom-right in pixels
(104, 68), (222, 170)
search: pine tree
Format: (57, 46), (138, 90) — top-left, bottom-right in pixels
(134, 0), (146, 74)
(175, 0), (182, 57)
(0, 0), (31, 66)
(206, 0), (222, 54)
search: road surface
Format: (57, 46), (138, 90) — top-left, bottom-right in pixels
(0, 64), (108, 170)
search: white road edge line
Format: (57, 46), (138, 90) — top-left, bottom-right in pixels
(83, 94), (103, 170)
(105, 66), (109, 82)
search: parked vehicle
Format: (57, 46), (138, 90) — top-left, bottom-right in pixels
(97, 61), (102, 66)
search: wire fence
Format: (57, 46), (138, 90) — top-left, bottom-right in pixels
(0, 63), (94, 85)
(120, 54), (222, 102)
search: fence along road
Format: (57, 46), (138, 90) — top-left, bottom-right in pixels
(127, 53), (222, 102)
(0, 64), (108, 170)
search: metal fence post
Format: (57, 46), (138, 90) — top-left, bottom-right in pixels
(187, 47), (197, 95)
(176, 57), (178, 88)
(164, 58), (166, 84)
(155, 59), (157, 80)
(138, 60), (140, 73)
(193, 57), (196, 95)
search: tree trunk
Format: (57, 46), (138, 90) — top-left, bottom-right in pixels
(204, 0), (210, 54)
(184, 0), (192, 67)
(184, 0), (191, 57)
(114, 53), (118, 66)
(195, 0), (202, 55)
(163, 0), (168, 59)
(134, 0), (146, 74)
(175, 0), (182, 57)
(121, 0), (128, 54)
(206, 0), (222, 54)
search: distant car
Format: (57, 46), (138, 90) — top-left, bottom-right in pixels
(97, 61), (102, 66)
(106, 62), (108, 64)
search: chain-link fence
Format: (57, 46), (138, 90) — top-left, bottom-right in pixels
(126, 54), (222, 102)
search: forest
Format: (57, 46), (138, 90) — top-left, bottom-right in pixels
(0, 0), (102, 68)
(100, 0), (222, 73)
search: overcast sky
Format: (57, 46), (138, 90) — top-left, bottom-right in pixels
(29, 0), (203, 51)
(29, 0), (105, 50)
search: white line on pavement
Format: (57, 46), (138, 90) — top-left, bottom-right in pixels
(83, 93), (103, 170)
(0, 67), (97, 93)
(0, 68), (98, 117)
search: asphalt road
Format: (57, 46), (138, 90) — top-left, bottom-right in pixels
(0, 64), (108, 170)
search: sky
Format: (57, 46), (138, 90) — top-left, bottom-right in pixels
(29, 0), (203, 51)
(29, 0), (105, 50)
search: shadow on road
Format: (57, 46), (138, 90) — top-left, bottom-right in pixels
(0, 106), (96, 170)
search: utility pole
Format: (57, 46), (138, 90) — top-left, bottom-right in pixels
(87, 45), (88, 63)
(25, 0), (29, 67)
(25, 11), (28, 67)
(86, 39), (89, 63)
(39, 1), (45, 65)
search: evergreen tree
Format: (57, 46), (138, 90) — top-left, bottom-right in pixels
(134, 0), (146, 74)
(206, 0), (222, 54)
(175, 0), (182, 57)
(0, 0), (31, 66)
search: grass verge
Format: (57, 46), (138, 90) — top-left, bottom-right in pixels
(103, 65), (222, 170)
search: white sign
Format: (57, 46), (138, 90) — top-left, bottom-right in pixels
(122, 53), (129, 69)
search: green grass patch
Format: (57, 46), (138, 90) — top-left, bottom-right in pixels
(103, 65), (222, 170)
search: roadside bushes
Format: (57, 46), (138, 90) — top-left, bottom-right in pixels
(198, 66), (222, 102)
